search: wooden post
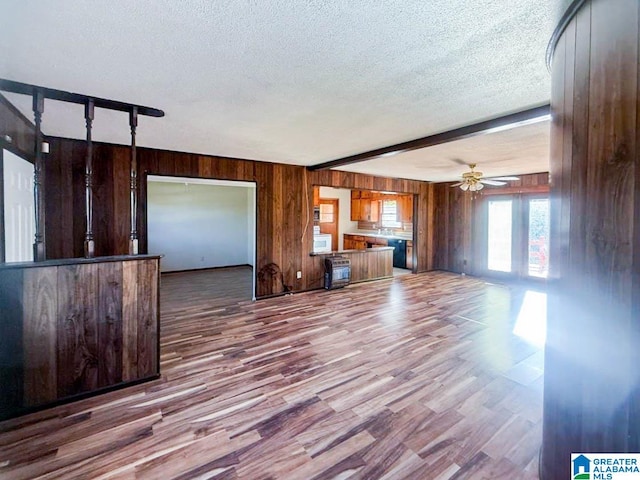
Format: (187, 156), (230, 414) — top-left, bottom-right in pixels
(32, 90), (46, 261)
(129, 107), (138, 255)
(84, 99), (95, 258)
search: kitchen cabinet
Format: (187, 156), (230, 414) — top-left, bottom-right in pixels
(350, 198), (361, 221)
(350, 190), (380, 222)
(360, 199), (380, 222)
(396, 195), (414, 224)
(406, 240), (414, 270)
(344, 234), (391, 250)
(344, 234), (366, 250)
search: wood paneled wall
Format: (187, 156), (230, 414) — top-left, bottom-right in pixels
(542, 1), (640, 478)
(0, 256), (160, 420)
(41, 137), (435, 296)
(0, 94), (35, 160)
(433, 172), (549, 275)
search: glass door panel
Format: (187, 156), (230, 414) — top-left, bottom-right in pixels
(527, 198), (550, 278)
(487, 200), (512, 273)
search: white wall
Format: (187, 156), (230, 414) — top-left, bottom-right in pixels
(319, 186), (358, 251)
(148, 180), (255, 272)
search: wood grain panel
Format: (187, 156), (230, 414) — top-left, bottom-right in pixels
(22, 267), (58, 406)
(313, 249), (393, 284)
(97, 262), (123, 388)
(0, 269), (24, 417)
(542, 0), (640, 477)
(56, 264), (99, 398)
(121, 260), (139, 382)
(137, 259), (159, 378)
(0, 256), (159, 420)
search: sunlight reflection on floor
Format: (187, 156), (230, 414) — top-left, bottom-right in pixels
(513, 290), (547, 348)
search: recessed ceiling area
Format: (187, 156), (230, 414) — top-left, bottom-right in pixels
(1, 0), (557, 177)
(334, 119), (551, 182)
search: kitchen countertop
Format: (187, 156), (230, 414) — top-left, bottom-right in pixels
(309, 247), (394, 256)
(345, 231), (413, 241)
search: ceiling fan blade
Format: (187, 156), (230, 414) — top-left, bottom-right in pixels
(450, 158), (470, 166)
(451, 182), (464, 187)
(481, 179), (507, 186)
(490, 176), (520, 181)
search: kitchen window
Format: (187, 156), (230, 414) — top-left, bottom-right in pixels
(381, 200), (402, 228)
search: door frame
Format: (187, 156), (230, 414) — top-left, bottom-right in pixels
(145, 174), (258, 300)
(477, 192), (549, 282)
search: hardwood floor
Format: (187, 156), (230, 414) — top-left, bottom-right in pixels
(161, 266), (254, 310)
(0, 271), (544, 479)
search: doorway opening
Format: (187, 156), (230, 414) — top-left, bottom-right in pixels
(318, 198), (339, 251)
(146, 175), (257, 303)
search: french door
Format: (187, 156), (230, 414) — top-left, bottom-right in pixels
(484, 194), (549, 280)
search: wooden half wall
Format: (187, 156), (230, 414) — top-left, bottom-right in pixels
(0, 255), (160, 420)
(39, 137), (435, 297)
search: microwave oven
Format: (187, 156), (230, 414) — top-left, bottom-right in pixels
(313, 233), (332, 253)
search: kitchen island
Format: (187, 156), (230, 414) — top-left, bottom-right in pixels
(309, 246), (393, 286)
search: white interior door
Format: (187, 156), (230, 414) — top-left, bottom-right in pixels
(3, 149), (34, 262)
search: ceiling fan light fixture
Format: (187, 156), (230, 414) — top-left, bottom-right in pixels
(460, 183), (470, 191)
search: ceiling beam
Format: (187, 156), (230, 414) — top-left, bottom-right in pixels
(307, 104), (551, 171)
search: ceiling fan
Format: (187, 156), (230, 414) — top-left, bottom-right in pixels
(451, 163), (519, 191)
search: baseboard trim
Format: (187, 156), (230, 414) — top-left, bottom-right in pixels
(162, 264), (252, 275)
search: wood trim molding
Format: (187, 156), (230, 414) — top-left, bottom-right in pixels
(307, 105), (551, 171)
(477, 184), (549, 196)
(546, 0), (588, 69)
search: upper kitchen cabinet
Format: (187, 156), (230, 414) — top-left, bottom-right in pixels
(396, 195), (414, 224)
(351, 190), (380, 222)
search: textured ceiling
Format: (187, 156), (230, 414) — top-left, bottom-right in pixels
(0, 1), (558, 180)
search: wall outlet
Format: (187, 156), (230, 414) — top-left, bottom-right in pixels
(296, 271), (302, 279)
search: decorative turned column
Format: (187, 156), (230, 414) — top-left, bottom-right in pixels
(32, 90), (46, 261)
(84, 99), (95, 258)
(541, 0), (640, 478)
(129, 106), (138, 255)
